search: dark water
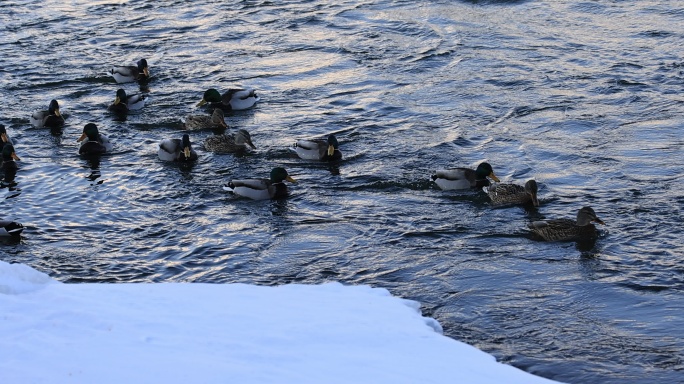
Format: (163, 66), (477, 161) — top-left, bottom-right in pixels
(2, 1), (683, 383)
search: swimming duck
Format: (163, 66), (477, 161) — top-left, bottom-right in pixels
(184, 109), (228, 130)
(110, 58), (150, 83)
(0, 124), (13, 151)
(528, 206), (605, 242)
(204, 129), (256, 153)
(30, 99), (66, 128)
(292, 134), (342, 161)
(486, 179), (539, 207)
(77, 123), (113, 155)
(108, 89), (147, 113)
(1, 144), (20, 183)
(223, 167), (296, 200)
(0, 219), (24, 237)
(158, 134), (198, 162)
(196, 88), (259, 111)
(431, 162), (500, 190)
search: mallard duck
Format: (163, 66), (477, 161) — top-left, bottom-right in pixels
(108, 89), (147, 113)
(528, 206), (605, 242)
(0, 124), (13, 151)
(77, 123), (113, 155)
(1, 144), (20, 183)
(223, 167), (296, 200)
(184, 108), (228, 130)
(486, 179), (539, 207)
(0, 219), (24, 236)
(431, 162), (500, 190)
(30, 99), (65, 128)
(110, 59), (150, 83)
(158, 134), (198, 162)
(292, 134), (342, 161)
(204, 129), (256, 153)
(196, 88), (259, 111)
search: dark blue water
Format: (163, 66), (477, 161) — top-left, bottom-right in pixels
(2, 1), (683, 383)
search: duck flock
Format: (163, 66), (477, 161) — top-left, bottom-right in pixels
(0, 58), (605, 243)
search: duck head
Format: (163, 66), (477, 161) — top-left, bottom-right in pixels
(271, 167), (296, 184)
(197, 88), (222, 107)
(475, 162), (500, 182)
(137, 59), (150, 78)
(2, 144), (20, 161)
(181, 134), (193, 160)
(48, 99), (61, 117)
(525, 179), (539, 207)
(235, 129), (256, 149)
(77, 123), (100, 143)
(114, 89), (127, 105)
(576, 207), (605, 226)
(326, 134), (339, 157)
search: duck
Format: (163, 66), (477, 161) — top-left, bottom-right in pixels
(30, 99), (66, 128)
(0, 124), (13, 152)
(196, 88), (259, 111)
(223, 167), (296, 200)
(110, 59), (150, 83)
(486, 179), (539, 207)
(158, 134), (198, 162)
(108, 89), (147, 113)
(431, 162), (500, 190)
(204, 129), (256, 153)
(292, 134), (342, 161)
(184, 108), (228, 130)
(77, 123), (113, 155)
(528, 206), (605, 242)
(0, 219), (24, 237)
(1, 144), (20, 183)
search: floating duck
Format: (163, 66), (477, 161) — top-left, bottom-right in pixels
(184, 109), (228, 130)
(486, 179), (539, 207)
(196, 88), (259, 111)
(292, 134), (342, 161)
(223, 167), (296, 200)
(0, 124), (13, 151)
(204, 129), (256, 153)
(77, 123), (113, 155)
(110, 58), (150, 83)
(1, 144), (20, 183)
(158, 134), (198, 162)
(108, 89), (147, 113)
(30, 99), (65, 128)
(431, 162), (499, 190)
(0, 219), (24, 237)
(528, 206), (605, 242)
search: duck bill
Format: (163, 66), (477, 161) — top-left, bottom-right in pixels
(77, 132), (87, 142)
(196, 99), (207, 107)
(54, 109), (61, 117)
(143, 68), (150, 77)
(327, 144), (335, 157)
(247, 140), (256, 149)
(183, 147), (191, 159)
(11, 152), (20, 161)
(489, 172), (500, 182)
(531, 193), (539, 207)
(286, 176), (297, 183)
(1, 133), (7, 143)
(593, 218), (606, 225)
(114, 96), (121, 105)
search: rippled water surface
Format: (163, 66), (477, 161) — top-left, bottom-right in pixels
(2, 1), (684, 383)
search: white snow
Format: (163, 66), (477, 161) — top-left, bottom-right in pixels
(0, 260), (562, 384)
